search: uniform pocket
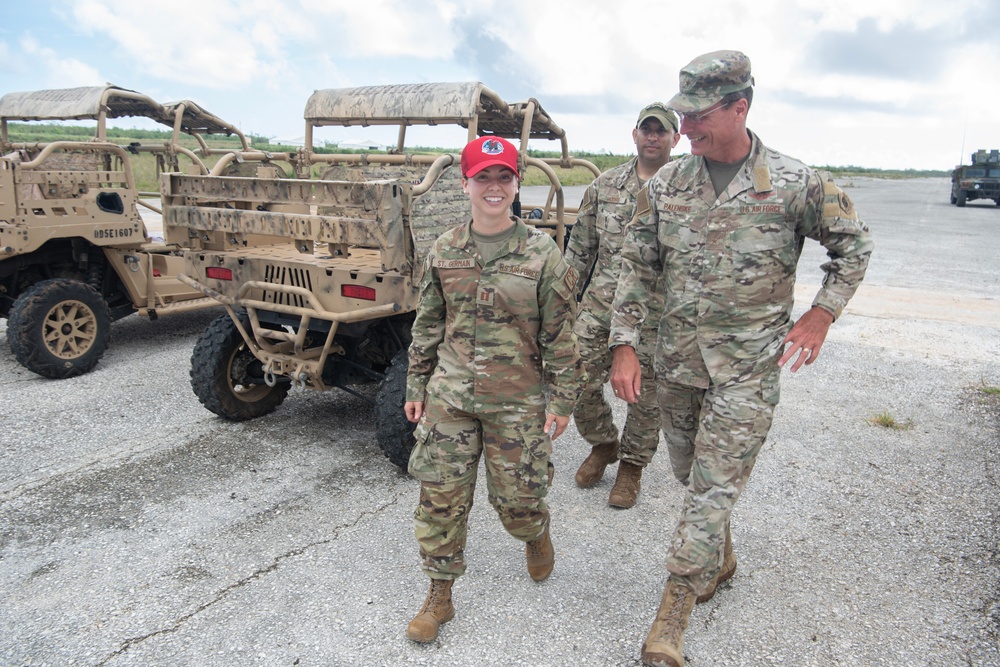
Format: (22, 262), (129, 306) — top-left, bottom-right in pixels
(658, 222), (696, 253)
(516, 426), (553, 498)
(729, 225), (794, 253)
(596, 188), (630, 234)
(727, 224), (797, 307)
(407, 423), (442, 483)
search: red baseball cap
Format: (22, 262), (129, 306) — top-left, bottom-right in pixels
(461, 136), (519, 178)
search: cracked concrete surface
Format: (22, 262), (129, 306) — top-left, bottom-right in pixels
(1, 177), (998, 666)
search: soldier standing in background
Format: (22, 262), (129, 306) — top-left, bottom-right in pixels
(566, 103), (680, 508)
(403, 136), (579, 643)
(609, 51), (873, 667)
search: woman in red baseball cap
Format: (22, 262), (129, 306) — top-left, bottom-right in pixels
(402, 135), (581, 643)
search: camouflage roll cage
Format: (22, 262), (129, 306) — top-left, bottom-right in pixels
(167, 82), (599, 396)
(0, 84), (250, 194)
(296, 81), (596, 248)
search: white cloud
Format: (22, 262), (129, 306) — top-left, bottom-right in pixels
(300, 0), (462, 58)
(19, 34), (102, 87)
(67, 0), (298, 89)
(6, 0), (995, 169)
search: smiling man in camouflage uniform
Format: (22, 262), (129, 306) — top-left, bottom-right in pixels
(609, 51), (873, 667)
(566, 103), (679, 509)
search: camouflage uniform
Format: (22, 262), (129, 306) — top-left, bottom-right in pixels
(565, 158), (662, 466)
(610, 131), (873, 595)
(406, 217), (579, 579)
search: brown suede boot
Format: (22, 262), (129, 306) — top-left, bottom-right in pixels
(526, 526), (555, 581)
(406, 578), (455, 643)
(608, 461), (643, 508)
(575, 440), (619, 487)
(697, 524), (737, 604)
(641, 579), (696, 667)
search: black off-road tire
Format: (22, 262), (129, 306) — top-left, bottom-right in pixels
(957, 190), (967, 207)
(374, 348), (417, 471)
(7, 278), (112, 379)
(190, 311), (289, 420)
(950, 192), (957, 205)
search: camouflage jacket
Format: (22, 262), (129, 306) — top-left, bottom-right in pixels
(406, 217), (580, 415)
(565, 157), (654, 340)
(610, 131), (873, 388)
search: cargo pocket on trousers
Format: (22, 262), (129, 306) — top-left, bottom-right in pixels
(407, 423), (442, 483)
(516, 428), (553, 498)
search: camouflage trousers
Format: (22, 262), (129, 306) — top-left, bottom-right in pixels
(573, 324), (660, 465)
(408, 398), (553, 579)
(656, 367), (780, 595)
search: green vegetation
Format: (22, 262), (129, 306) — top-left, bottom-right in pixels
(5, 121), (247, 148)
(974, 378), (1000, 395)
(4, 122), (952, 192)
(865, 411), (914, 431)
(817, 165), (950, 179)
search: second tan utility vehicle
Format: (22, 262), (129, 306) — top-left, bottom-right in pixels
(167, 82), (598, 469)
(0, 85), (254, 378)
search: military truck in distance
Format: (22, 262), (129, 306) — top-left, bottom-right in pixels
(0, 85), (251, 378)
(166, 82), (598, 469)
(951, 149), (1000, 207)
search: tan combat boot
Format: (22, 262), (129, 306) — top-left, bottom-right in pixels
(608, 461), (643, 508)
(696, 524), (737, 604)
(406, 578), (455, 643)
(526, 525), (555, 581)
(641, 579), (696, 667)
(575, 440), (619, 487)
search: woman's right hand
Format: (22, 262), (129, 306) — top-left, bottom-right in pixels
(404, 401), (424, 423)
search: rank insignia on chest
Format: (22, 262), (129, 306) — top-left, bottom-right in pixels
(477, 288), (495, 306)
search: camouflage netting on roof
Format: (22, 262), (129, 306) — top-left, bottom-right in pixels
(0, 85), (160, 122)
(304, 81), (564, 141)
(306, 82), (490, 124)
(0, 85), (239, 137)
(159, 99), (242, 137)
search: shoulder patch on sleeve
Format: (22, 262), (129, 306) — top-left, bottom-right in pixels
(820, 172), (859, 221)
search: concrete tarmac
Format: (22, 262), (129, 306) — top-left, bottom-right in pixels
(1, 177), (998, 666)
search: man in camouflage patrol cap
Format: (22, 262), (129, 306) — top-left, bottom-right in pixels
(566, 102), (679, 509)
(609, 50), (873, 667)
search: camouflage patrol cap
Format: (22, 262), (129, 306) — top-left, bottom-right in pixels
(636, 102), (678, 133)
(667, 50), (754, 114)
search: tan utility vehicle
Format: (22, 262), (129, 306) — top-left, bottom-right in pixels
(166, 81), (598, 469)
(0, 85), (250, 378)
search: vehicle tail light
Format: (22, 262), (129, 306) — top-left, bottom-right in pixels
(206, 267), (233, 281)
(342, 284), (376, 301)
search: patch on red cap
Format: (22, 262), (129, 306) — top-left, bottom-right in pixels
(481, 138), (505, 155)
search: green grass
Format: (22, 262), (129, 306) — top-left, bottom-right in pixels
(974, 378), (1000, 395)
(866, 411), (914, 430)
(4, 122), (952, 192)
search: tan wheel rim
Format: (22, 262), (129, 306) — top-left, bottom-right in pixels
(42, 299), (98, 360)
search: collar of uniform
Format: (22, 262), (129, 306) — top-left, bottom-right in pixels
(727, 130), (772, 197)
(672, 129), (772, 198)
(455, 216), (529, 256)
(613, 156), (640, 190)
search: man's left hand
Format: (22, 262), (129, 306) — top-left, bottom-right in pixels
(778, 306), (835, 372)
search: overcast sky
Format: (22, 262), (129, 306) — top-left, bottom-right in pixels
(2, 0), (998, 170)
